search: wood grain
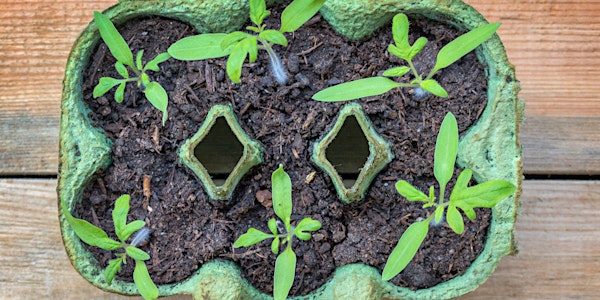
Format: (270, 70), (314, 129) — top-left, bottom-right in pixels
(1, 179), (597, 299)
(1, 0), (599, 176)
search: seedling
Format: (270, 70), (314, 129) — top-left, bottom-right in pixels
(92, 11), (171, 125)
(168, 0), (326, 84)
(234, 165), (322, 300)
(63, 194), (159, 300)
(381, 112), (516, 281)
(312, 13), (500, 101)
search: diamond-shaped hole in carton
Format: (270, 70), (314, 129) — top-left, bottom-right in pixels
(194, 117), (244, 186)
(324, 116), (370, 188)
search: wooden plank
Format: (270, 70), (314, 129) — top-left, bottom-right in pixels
(463, 180), (600, 299)
(522, 115), (600, 175)
(466, 0), (600, 117)
(1, 0), (599, 175)
(1, 179), (599, 299)
(0, 1), (114, 175)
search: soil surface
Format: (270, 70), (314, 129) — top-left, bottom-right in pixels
(76, 6), (491, 295)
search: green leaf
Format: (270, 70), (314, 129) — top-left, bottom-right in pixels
(250, 0), (270, 26)
(104, 258), (123, 285)
(136, 50), (144, 71)
(259, 30), (288, 47)
(452, 180), (516, 208)
(226, 38), (254, 83)
(114, 81), (126, 103)
(274, 246), (296, 300)
(382, 220), (429, 281)
(94, 11), (134, 67)
(447, 205), (464, 234)
(434, 112), (458, 189)
(133, 260), (159, 300)
(434, 205), (445, 224)
(395, 180), (428, 202)
(429, 186), (435, 201)
(115, 61), (129, 78)
(167, 33), (230, 60)
(432, 22), (500, 73)
(268, 218), (278, 235)
(143, 81), (168, 125)
(388, 44), (410, 60)
(280, 0), (326, 33)
(93, 77), (122, 98)
(271, 237), (280, 254)
(382, 66), (410, 77)
(294, 217), (321, 240)
(244, 36), (258, 63)
(144, 53), (171, 72)
(408, 37), (428, 60)
(64, 211), (121, 250)
(420, 79), (448, 98)
(312, 77), (402, 102)
(126, 246), (150, 261)
(112, 194), (130, 242)
(453, 169), (473, 191)
(221, 31), (249, 51)
(391, 13), (410, 51)
(272, 164), (292, 229)
(123, 220), (146, 242)
(233, 228), (274, 248)
(462, 205), (477, 220)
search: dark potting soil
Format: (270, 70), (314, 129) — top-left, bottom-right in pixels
(76, 7), (491, 295)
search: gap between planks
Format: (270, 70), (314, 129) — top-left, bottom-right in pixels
(0, 179), (598, 299)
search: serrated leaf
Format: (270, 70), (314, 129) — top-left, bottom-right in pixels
(167, 33), (230, 60)
(382, 66), (410, 77)
(420, 79), (448, 97)
(259, 30), (288, 47)
(112, 194), (131, 242)
(250, 0), (270, 26)
(122, 220), (146, 242)
(244, 36), (258, 63)
(434, 112), (458, 189)
(233, 228), (274, 248)
(114, 81), (126, 103)
(395, 180), (429, 202)
(408, 37), (427, 59)
(144, 52), (171, 72)
(274, 247), (296, 300)
(453, 169), (473, 193)
(104, 258), (123, 285)
(447, 205), (464, 234)
(452, 180), (516, 208)
(93, 77), (122, 98)
(280, 0), (326, 33)
(136, 50), (144, 71)
(115, 61), (129, 78)
(382, 220), (429, 281)
(312, 77), (402, 102)
(434, 205), (445, 224)
(462, 205), (476, 220)
(432, 22), (500, 73)
(271, 237), (280, 254)
(94, 11), (134, 67)
(143, 81), (168, 125)
(387, 44), (409, 60)
(272, 165), (292, 229)
(221, 31), (249, 51)
(64, 211), (121, 250)
(392, 13), (410, 50)
(133, 260), (159, 300)
(126, 246), (150, 261)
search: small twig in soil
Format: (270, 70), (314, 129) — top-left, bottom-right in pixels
(184, 84), (203, 104)
(239, 102), (252, 117)
(295, 41), (323, 56)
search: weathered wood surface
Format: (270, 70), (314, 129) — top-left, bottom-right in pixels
(1, 179), (598, 299)
(0, 0), (599, 175)
(1, 0), (599, 299)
